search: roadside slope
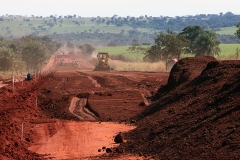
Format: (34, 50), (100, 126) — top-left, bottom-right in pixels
(118, 57), (240, 159)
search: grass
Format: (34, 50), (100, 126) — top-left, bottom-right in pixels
(219, 44), (240, 59)
(0, 17), (238, 37)
(0, 17), (150, 36)
(216, 26), (237, 35)
(96, 46), (150, 62)
(96, 44), (240, 61)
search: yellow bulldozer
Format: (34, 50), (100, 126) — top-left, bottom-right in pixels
(94, 52), (111, 71)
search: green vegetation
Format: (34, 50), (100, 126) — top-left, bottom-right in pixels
(1, 13), (240, 45)
(219, 44), (240, 59)
(96, 46), (148, 61)
(127, 39), (147, 62)
(96, 44), (240, 61)
(235, 23), (240, 39)
(216, 27), (237, 35)
(0, 17), (149, 37)
(0, 36), (61, 78)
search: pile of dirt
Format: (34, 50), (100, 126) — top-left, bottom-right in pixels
(37, 90), (79, 120)
(117, 56), (240, 159)
(0, 76), (50, 159)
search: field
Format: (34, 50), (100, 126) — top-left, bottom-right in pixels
(0, 17), (149, 36)
(0, 17), (238, 37)
(216, 26), (237, 35)
(96, 44), (240, 61)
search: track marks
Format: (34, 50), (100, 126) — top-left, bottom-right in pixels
(69, 97), (98, 121)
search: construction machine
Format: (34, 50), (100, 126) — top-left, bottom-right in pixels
(94, 52), (111, 71)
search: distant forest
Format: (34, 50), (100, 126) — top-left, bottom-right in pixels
(1, 12), (240, 45)
(49, 12), (240, 45)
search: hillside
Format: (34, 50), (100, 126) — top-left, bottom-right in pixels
(1, 12), (240, 45)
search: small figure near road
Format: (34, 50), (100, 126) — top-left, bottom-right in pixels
(25, 73), (32, 81)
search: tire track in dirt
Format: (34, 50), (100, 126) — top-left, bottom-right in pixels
(53, 77), (70, 95)
(75, 71), (101, 88)
(110, 75), (153, 105)
(87, 76), (101, 88)
(69, 97), (98, 121)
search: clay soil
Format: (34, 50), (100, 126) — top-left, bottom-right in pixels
(0, 54), (240, 159)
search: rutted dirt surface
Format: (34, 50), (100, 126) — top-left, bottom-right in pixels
(1, 54), (240, 159)
(69, 97), (97, 121)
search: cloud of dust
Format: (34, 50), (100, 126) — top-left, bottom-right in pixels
(91, 51), (98, 59)
(108, 59), (166, 72)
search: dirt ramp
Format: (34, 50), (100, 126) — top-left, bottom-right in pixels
(38, 91), (78, 120)
(167, 56), (217, 88)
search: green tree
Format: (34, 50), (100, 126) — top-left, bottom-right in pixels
(143, 29), (190, 62)
(193, 30), (221, 57)
(22, 42), (49, 71)
(127, 39), (145, 62)
(0, 46), (16, 71)
(179, 26), (204, 52)
(106, 21), (110, 26)
(235, 23), (240, 40)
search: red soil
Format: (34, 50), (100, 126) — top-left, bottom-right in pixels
(1, 55), (240, 159)
(117, 56), (240, 159)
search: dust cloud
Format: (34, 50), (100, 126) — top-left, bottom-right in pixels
(108, 59), (166, 72)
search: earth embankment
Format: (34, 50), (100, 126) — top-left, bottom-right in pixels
(118, 57), (240, 159)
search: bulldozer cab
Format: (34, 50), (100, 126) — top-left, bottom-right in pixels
(94, 52), (111, 71)
(98, 52), (109, 59)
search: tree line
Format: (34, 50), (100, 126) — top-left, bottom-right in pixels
(0, 36), (62, 76)
(41, 12), (240, 31)
(2, 12), (240, 45)
(129, 25), (240, 62)
(87, 12), (240, 31)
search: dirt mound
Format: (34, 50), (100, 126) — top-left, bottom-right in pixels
(118, 57), (240, 159)
(168, 56), (217, 88)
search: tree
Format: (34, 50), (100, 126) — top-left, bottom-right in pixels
(127, 39), (146, 62)
(235, 23), (240, 40)
(179, 26), (204, 52)
(143, 29), (190, 62)
(106, 21), (110, 26)
(236, 47), (239, 60)
(108, 41), (118, 46)
(0, 46), (16, 71)
(193, 30), (221, 57)
(22, 42), (49, 71)
(78, 44), (95, 58)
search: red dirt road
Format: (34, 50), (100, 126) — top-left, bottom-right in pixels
(0, 53), (168, 159)
(28, 121), (136, 159)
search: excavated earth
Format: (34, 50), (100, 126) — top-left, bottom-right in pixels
(0, 54), (240, 159)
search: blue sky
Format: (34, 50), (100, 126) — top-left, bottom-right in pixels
(1, 0), (240, 17)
